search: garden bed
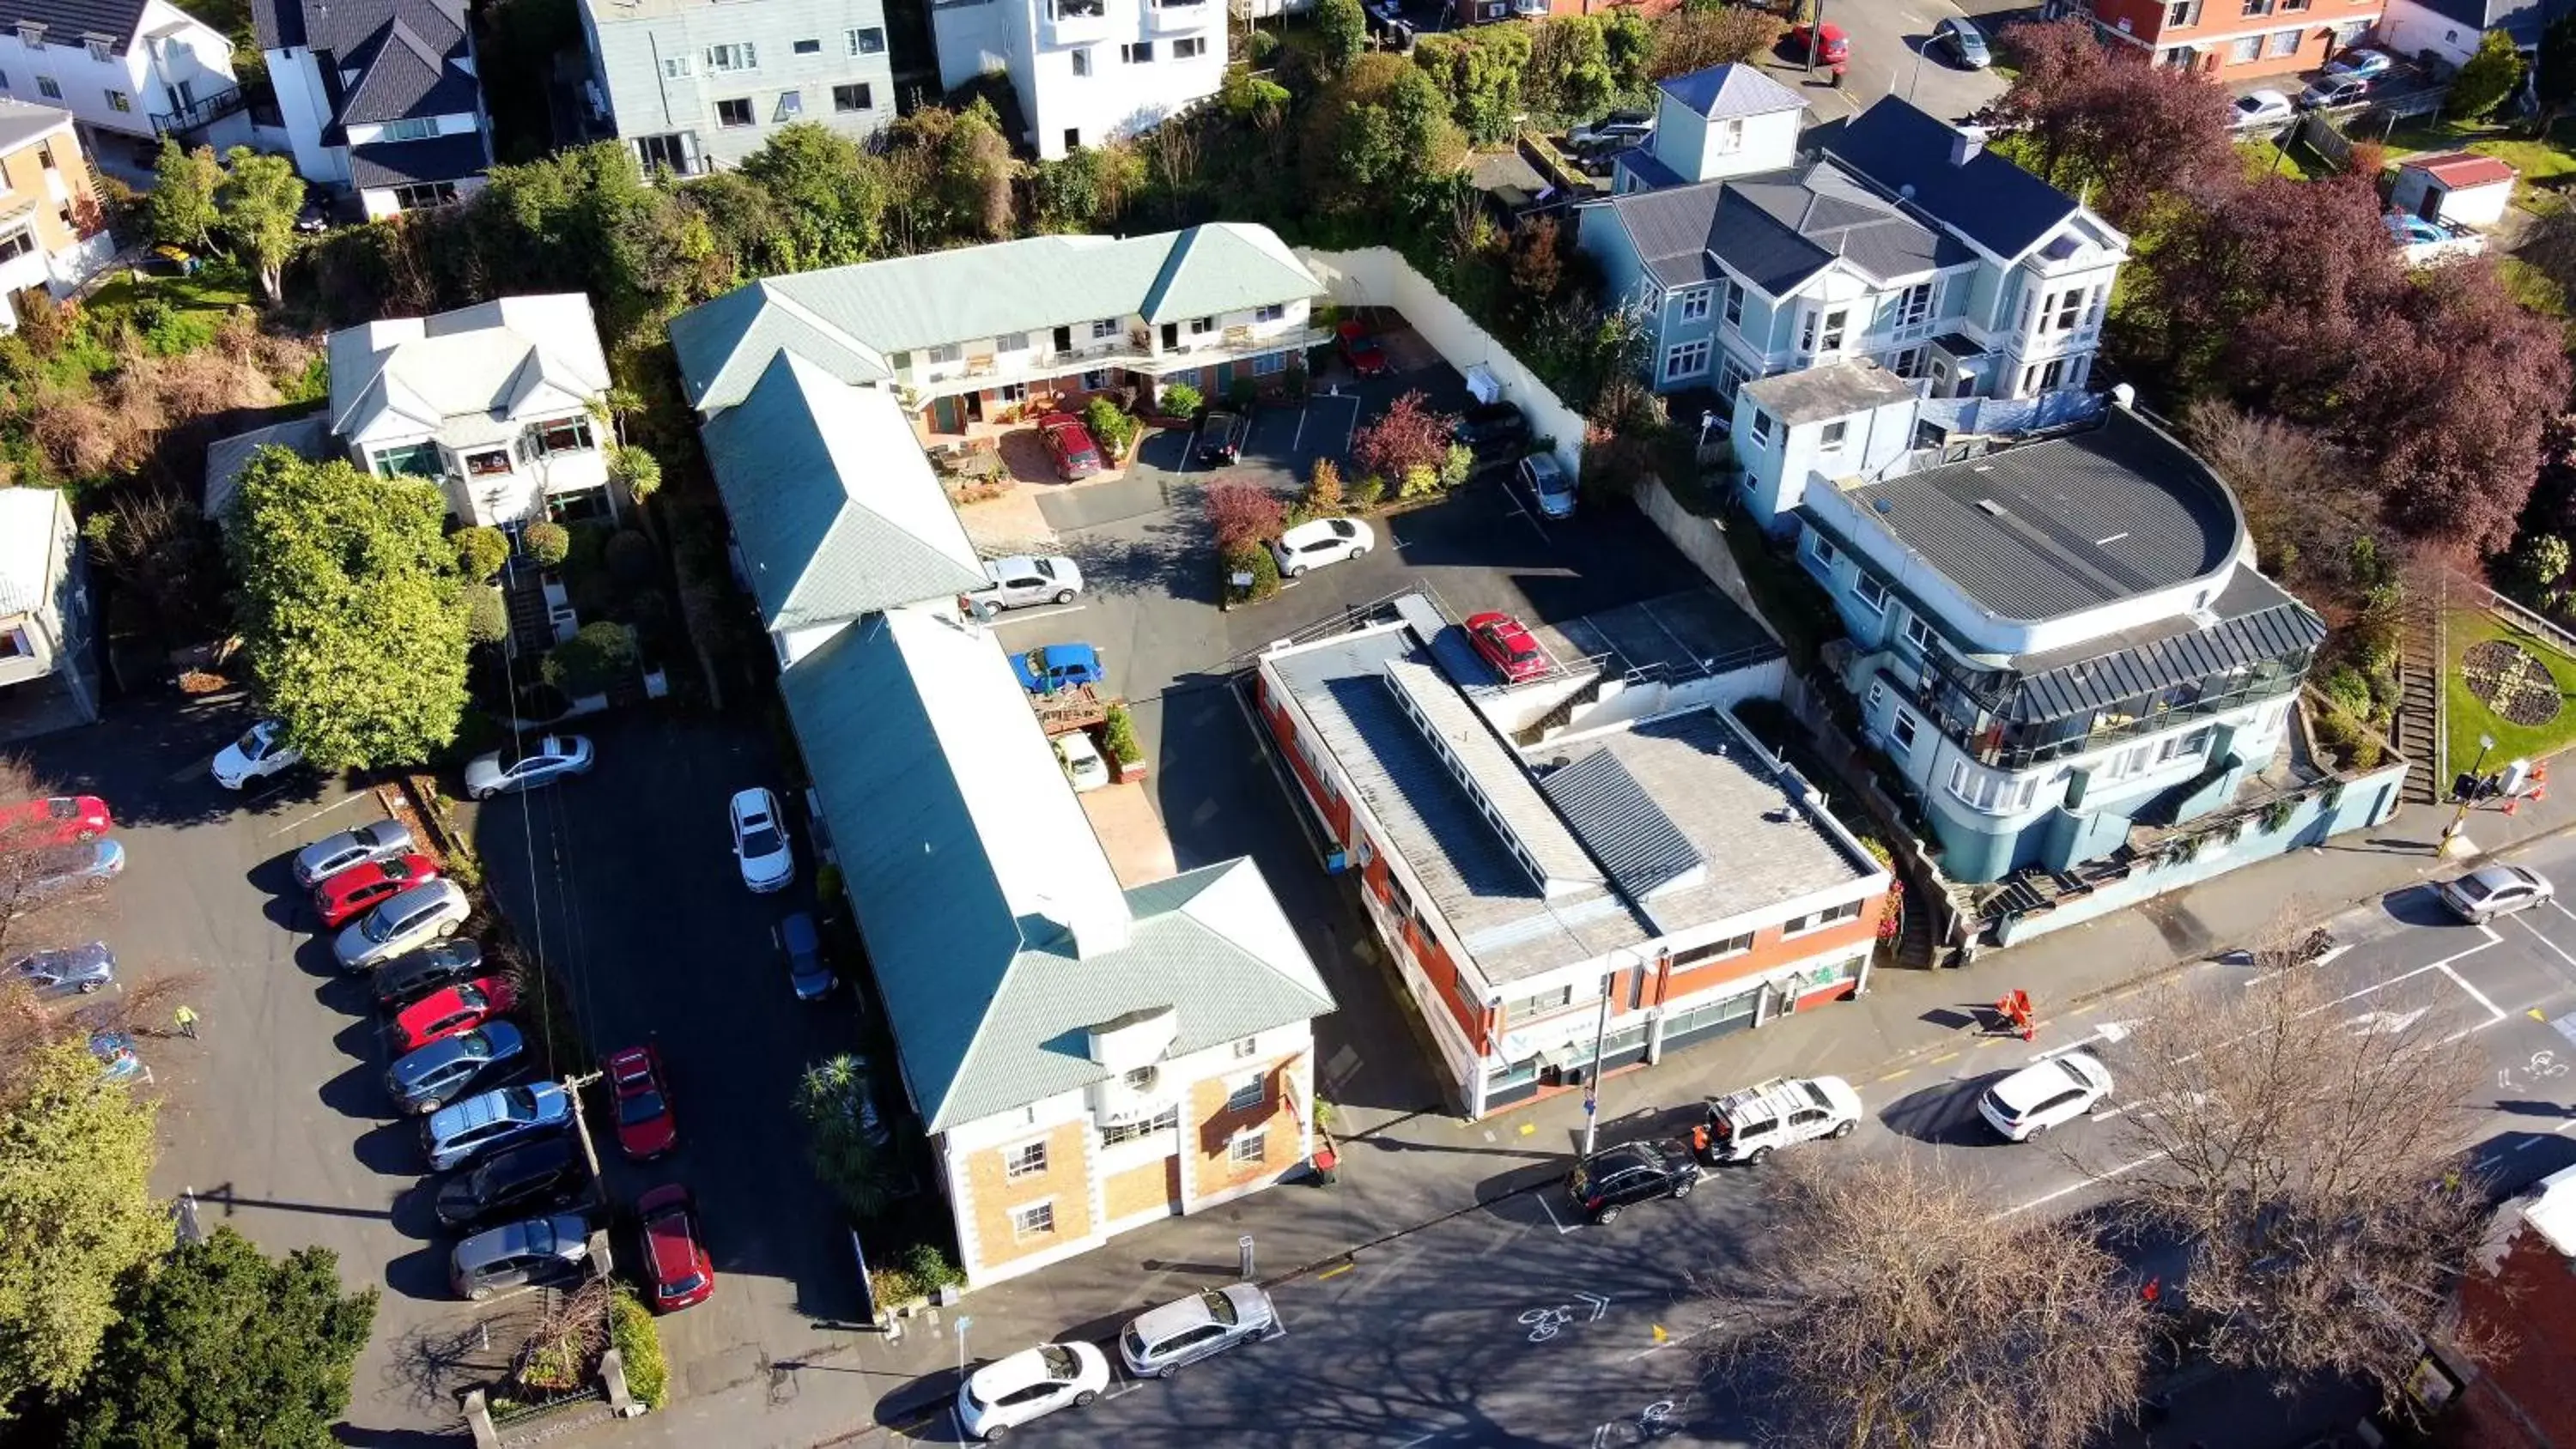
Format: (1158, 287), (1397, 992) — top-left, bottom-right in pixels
(2445, 606), (2576, 773)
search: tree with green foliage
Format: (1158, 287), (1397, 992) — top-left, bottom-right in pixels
(608, 444), (662, 505)
(1316, 0), (1369, 70)
(544, 621), (638, 696)
(1601, 6), (1654, 92)
(144, 141), (221, 252)
(878, 100), (1018, 250)
(523, 520), (572, 567)
(1082, 395), (1136, 458)
(1525, 15), (1618, 119)
(794, 1055), (901, 1220)
(2451, 28), (2525, 120)
(224, 447), (468, 769)
(215, 147), (305, 301)
(465, 585), (509, 646)
(1303, 54), (1467, 215)
(1159, 380), (1204, 415)
(2533, 9), (2576, 134)
(1032, 142), (1145, 232)
(1412, 27), (1533, 143)
(0, 1041), (167, 1414)
(1649, 5), (1785, 80)
(65, 1228), (376, 1449)
(453, 525), (510, 582)
(1219, 68), (1293, 132)
(737, 123), (886, 269)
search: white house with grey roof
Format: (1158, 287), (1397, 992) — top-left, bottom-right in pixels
(1255, 597), (1887, 1119)
(1730, 365), (2403, 936)
(254, 0), (492, 216)
(930, 0), (1224, 161)
(666, 250), (1340, 1285)
(669, 221), (1323, 438)
(575, 0), (896, 176)
(0, 0), (240, 150)
(1581, 75), (2127, 409)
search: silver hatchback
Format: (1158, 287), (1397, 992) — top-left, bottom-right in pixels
(450, 1213), (592, 1300)
(294, 820), (416, 888)
(1117, 1284), (1282, 1378)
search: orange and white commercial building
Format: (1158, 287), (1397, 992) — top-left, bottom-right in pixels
(1255, 597), (1891, 1119)
(0, 98), (113, 330)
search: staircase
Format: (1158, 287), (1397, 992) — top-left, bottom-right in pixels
(501, 566), (556, 661)
(2394, 585), (2443, 804)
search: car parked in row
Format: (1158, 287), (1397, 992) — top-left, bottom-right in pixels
(1012, 643), (1106, 694)
(777, 912), (835, 1002)
(2297, 71), (2371, 109)
(968, 555), (1084, 613)
(1452, 401), (1528, 457)
(3, 795), (112, 845)
(12, 942), (114, 997)
(1271, 518), (1376, 578)
(14, 840), (126, 915)
(1568, 107), (1654, 156)
(452, 1211), (592, 1300)
(728, 787), (795, 894)
(1565, 1139), (1702, 1224)
(424, 1081), (575, 1173)
(1119, 1285), (1283, 1378)
(465, 735), (596, 800)
(389, 975), (518, 1055)
(1699, 1075), (1863, 1165)
(293, 820), (416, 888)
(372, 939), (486, 1008)
(1196, 409), (1252, 466)
(213, 719), (302, 790)
(434, 1136), (589, 1231)
(2230, 89), (2293, 130)
(607, 1043), (678, 1161)
(337, 879), (471, 970)
(1978, 1051), (2114, 1142)
(1516, 455), (1577, 520)
(1931, 15), (1990, 67)
(313, 852), (441, 930)
(960, 1342), (1112, 1440)
(386, 1022), (527, 1116)
(1040, 413), (1103, 480)
(635, 1184), (715, 1313)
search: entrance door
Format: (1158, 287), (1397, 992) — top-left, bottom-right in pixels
(1214, 361), (1235, 394)
(931, 395), (962, 434)
(2417, 186), (2442, 223)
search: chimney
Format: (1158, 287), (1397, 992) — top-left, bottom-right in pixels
(1949, 127), (1983, 167)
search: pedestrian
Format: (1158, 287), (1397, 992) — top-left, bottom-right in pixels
(173, 1004), (199, 1041)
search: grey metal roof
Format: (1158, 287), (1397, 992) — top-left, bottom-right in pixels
(2002, 567), (2325, 725)
(0, 0), (147, 50)
(1824, 409), (2244, 622)
(1380, 654), (1604, 892)
(786, 609), (1332, 1133)
(1600, 159), (1964, 296)
(1741, 360), (1918, 427)
(1658, 63), (1806, 121)
(1823, 98), (2082, 262)
(204, 414), (331, 524)
(255, 0), (477, 128)
(1538, 751), (1700, 900)
(671, 224), (1319, 413)
(699, 354), (986, 631)
(348, 131), (488, 189)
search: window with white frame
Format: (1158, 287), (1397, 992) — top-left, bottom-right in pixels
(2228, 33), (2261, 61)
(1190, 315), (1215, 335)
(1669, 931), (1754, 967)
(1783, 900), (1865, 935)
(996, 331), (1030, 352)
(1102, 1106), (1179, 1146)
(1090, 318), (1119, 339)
(661, 54), (693, 77)
(1902, 613), (1935, 653)
(1865, 679), (1886, 715)
(2265, 25), (2300, 54)
(1121, 41), (1154, 63)
(1503, 983), (1574, 1022)
(381, 116), (435, 141)
(1891, 710), (1920, 753)
(1255, 302), (1286, 323)
(1853, 573), (1888, 614)
(1819, 308), (1848, 353)
(1230, 1034), (1260, 1058)
(1230, 1131), (1267, 1165)
(1663, 339), (1711, 381)
(2164, 0), (2200, 23)
(1890, 345), (1927, 379)
(1820, 419), (1849, 451)
(104, 88), (130, 112)
(1175, 35), (1206, 58)
(1223, 1075), (1266, 1113)
(34, 76), (58, 100)
(1893, 280), (1934, 329)
(716, 97), (754, 126)
(0, 224), (37, 263)
(1712, 116), (1744, 155)
(1677, 286), (1712, 323)
(848, 26), (885, 53)
(1807, 531), (1839, 571)
(2050, 290), (2082, 332)
(1716, 355), (1752, 403)
(1722, 282), (1743, 328)
(1948, 759), (2040, 813)
(1010, 1201), (1055, 1239)
(927, 342), (963, 364)
(1254, 351), (1285, 375)
(1004, 1139), (1048, 1179)
(707, 42), (757, 71)
(1071, 47), (1091, 76)
(833, 83), (872, 112)
(793, 37), (822, 53)
(1747, 409), (1774, 449)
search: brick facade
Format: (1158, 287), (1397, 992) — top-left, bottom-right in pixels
(1187, 1055), (1304, 1200)
(3, 125), (104, 258)
(2081, 0), (2380, 81)
(963, 1118), (1096, 1273)
(1102, 1155), (1178, 1223)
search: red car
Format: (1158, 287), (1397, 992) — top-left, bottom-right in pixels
(1337, 319), (1389, 378)
(1786, 21), (1849, 66)
(1467, 611), (1549, 683)
(605, 1043), (677, 1161)
(1038, 413), (1102, 480)
(2, 796), (112, 846)
(312, 853), (441, 929)
(636, 1183), (714, 1313)
(389, 976), (517, 1054)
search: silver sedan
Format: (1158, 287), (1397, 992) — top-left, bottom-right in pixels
(294, 820), (417, 888)
(464, 736), (595, 801)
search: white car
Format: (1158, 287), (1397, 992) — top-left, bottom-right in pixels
(1978, 1050), (2114, 1143)
(729, 787), (794, 894)
(1701, 1075), (1864, 1164)
(2230, 89), (2293, 130)
(967, 555), (1084, 614)
(1269, 518), (1376, 579)
(213, 719), (303, 789)
(1056, 731), (1110, 792)
(464, 735), (596, 800)
(334, 878), (471, 971)
(957, 1341), (1112, 1440)
(1118, 1284), (1283, 1378)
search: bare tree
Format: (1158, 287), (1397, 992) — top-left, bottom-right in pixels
(2086, 948), (2499, 1401)
(1706, 1154), (2153, 1449)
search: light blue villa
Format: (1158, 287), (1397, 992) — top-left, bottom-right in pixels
(1577, 66), (2129, 409)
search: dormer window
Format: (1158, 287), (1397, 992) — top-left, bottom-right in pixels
(1123, 1064), (1159, 1091)
(15, 25), (42, 50)
(82, 34), (111, 61)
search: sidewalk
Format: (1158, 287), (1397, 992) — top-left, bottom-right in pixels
(592, 789), (2576, 1445)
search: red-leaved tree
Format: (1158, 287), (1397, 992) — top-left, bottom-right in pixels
(1202, 480), (1287, 550)
(1350, 391), (1458, 484)
(1996, 20), (2239, 232)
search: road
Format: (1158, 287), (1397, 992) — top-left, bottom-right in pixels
(963, 828), (2576, 1447)
(1759, 0), (2020, 130)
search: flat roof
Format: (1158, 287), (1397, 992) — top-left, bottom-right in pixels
(1741, 359), (1919, 427)
(1826, 408), (2242, 621)
(1530, 589), (1781, 679)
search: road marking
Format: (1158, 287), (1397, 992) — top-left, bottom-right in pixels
(2512, 912), (2576, 990)
(1996, 1149), (2166, 1219)
(2440, 961), (2510, 1022)
(1316, 1261), (1356, 1280)
(1928, 1050), (1960, 1065)
(1102, 1383), (1146, 1400)
(1874, 1068), (1911, 1083)
(1536, 1193), (1581, 1236)
(988, 603), (1089, 627)
(1625, 1318), (1722, 1360)
(260, 790), (374, 839)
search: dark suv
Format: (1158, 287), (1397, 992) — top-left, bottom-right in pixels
(433, 1137), (589, 1231)
(1197, 409), (1251, 465)
(1453, 402), (1528, 458)
(1566, 1140), (1702, 1225)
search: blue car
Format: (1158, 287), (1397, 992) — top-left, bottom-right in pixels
(88, 1031), (144, 1084)
(776, 912), (835, 1002)
(1012, 644), (1105, 694)
(13, 840), (125, 915)
(14, 941), (113, 996)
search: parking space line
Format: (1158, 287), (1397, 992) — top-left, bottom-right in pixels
(2513, 912), (2576, 989)
(260, 790), (374, 839)
(1537, 1193), (1581, 1235)
(987, 603), (1087, 627)
(1996, 1149), (2165, 1220)
(2439, 960), (2511, 1022)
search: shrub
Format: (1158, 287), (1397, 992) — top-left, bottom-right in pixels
(1228, 376), (1259, 409)
(609, 444), (662, 505)
(1082, 396), (1135, 459)
(1352, 391), (1458, 483)
(814, 863), (844, 905)
(542, 621), (637, 696)
(610, 1289), (668, 1410)
(1223, 539), (1280, 604)
(1103, 703), (1145, 764)
(1160, 381), (1204, 417)
(1249, 28), (1279, 62)
(1303, 458), (1344, 516)
(523, 521), (571, 567)
(1438, 442), (1474, 491)
(1399, 464), (1440, 499)
(796, 1055), (902, 1220)
(2319, 664), (2373, 723)
(605, 529), (658, 587)
(453, 525), (510, 581)
(465, 585), (507, 646)
(1349, 475), (1387, 511)
(1204, 479), (1287, 549)
(869, 1264), (922, 1309)
(900, 1242), (966, 1293)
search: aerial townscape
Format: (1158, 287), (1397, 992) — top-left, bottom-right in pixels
(15, 0), (2576, 1444)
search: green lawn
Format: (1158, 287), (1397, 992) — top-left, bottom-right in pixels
(84, 266), (255, 321)
(2445, 607), (2576, 782)
(2379, 119), (2576, 211)
(2239, 138), (2316, 181)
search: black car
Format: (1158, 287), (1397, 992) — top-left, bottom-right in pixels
(1197, 409), (1251, 465)
(433, 1136), (588, 1231)
(372, 939), (484, 1008)
(1453, 401), (1529, 456)
(1566, 1140), (1702, 1225)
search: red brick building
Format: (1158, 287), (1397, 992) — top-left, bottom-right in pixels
(2066, 0), (2380, 82)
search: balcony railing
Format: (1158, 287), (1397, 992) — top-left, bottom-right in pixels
(1145, 0), (1213, 29)
(1042, 0), (1112, 43)
(902, 325), (1327, 395)
(1907, 644), (2311, 772)
(150, 83), (251, 137)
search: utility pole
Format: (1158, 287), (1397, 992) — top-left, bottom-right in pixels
(1579, 978), (1613, 1159)
(2443, 733), (2498, 855)
(561, 1070), (609, 1210)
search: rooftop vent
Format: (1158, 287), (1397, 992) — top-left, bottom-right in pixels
(1975, 498), (2007, 516)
